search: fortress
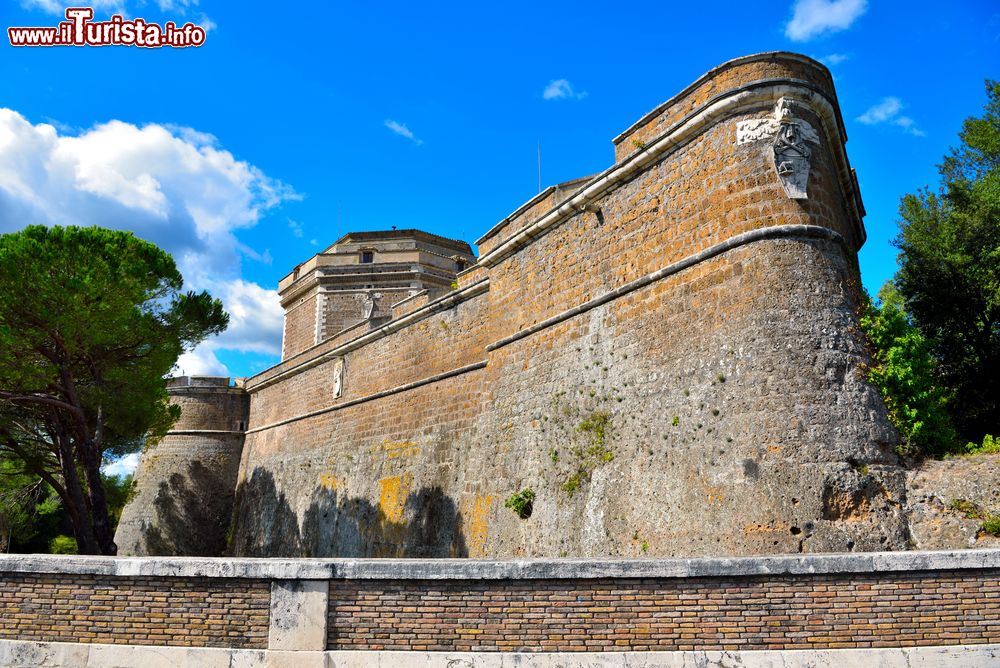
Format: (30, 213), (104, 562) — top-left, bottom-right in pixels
(116, 52), (911, 559)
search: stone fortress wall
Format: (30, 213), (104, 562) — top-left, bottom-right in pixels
(117, 52), (912, 560)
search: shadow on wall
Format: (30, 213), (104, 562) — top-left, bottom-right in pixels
(227, 467), (469, 558)
(143, 461), (235, 556)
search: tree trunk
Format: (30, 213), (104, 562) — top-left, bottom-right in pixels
(80, 442), (116, 555)
(55, 436), (99, 554)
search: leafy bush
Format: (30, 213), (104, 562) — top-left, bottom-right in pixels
(966, 434), (1000, 455)
(48, 535), (77, 554)
(504, 489), (535, 519)
(859, 282), (959, 457)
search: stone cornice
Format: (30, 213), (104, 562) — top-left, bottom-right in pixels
(1, 549), (996, 581)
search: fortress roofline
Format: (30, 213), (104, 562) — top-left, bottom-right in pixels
(323, 229), (474, 255)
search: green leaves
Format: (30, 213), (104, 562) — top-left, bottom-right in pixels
(859, 283), (958, 458)
(893, 80), (1000, 445)
(0, 225), (228, 553)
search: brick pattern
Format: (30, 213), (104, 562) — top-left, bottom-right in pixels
(0, 574), (269, 648)
(327, 570), (1000, 652)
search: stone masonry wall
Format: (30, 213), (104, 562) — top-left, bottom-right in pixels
(224, 52), (904, 560)
(115, 379), (249, 556)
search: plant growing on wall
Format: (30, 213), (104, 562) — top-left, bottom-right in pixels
(504, 489), (535, 519)
(561, 411), (614, 496)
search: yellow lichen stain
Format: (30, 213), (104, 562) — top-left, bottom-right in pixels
(743, 523), (782, 535)
(702, 483), (726, 505)
(462, 494), (494, 557)
(378, 472), (413, 524)
(767, 445), (783, 455)
(318, 472), (340, 492)
(372, 438), (421, 460)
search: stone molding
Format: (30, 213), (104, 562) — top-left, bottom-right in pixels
(0, 641), (997, 668)
(1, 548), (997, 581)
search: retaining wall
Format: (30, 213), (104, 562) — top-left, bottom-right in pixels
(0, 550), (997, 666)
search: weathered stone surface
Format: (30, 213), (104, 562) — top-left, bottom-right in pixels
(906, 452), (1000, 550)
(118, 52), (908, 560)
(0, 641), (998, 668)
(113, 377), (249, 556)
(269, 579), (328, 651)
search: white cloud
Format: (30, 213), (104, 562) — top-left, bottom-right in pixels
(22, 0), (216, 33)
(542, 79), (587, 101)
(785, 0), (868, 41)
(102, 452), (141, 478)
(22, 0), (125, 13)
(288, 218), (304, 238)
(857, 97), (902, 124)
(818, 53), (848, 66)
(0, 109), (295, 378)
(384, 119), (423, 145)
(856, 97), (925, 136)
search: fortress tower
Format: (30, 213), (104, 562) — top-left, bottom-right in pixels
(279, 230), (476, 359)
(118, 52), (912, 559)
(114, 377), (249, 556)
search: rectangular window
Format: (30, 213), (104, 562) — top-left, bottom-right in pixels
(361, 251), (374, 264)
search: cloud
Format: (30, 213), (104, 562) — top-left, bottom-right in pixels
(288, 218), (304, 238)
(857, 97), (902, 124)
(542, 79), (587, 101)
(785, 0), (868, 41)
(102, 452), (141, 478)
(22, 0), (125, 13)
(384, 120), (423, 145)
(856, 97), (925, 136)
(22, 0), (216, 32)
(818, 53), (849, 66)
(0, 108), (297, 377)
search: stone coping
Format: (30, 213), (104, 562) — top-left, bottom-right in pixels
(1, 549), (997, 581)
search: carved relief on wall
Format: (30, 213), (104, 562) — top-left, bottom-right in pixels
(354, 291), (384, 320)
(331, 357), (344, 399)
(736, 97), (820, 200)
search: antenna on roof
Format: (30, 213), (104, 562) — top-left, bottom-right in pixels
(537, 142), (542, 194)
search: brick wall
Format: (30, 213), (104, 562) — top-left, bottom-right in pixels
(0, 573), (268, 648)
(327, 569), (1000, 652)
(0, 552), (997, 658)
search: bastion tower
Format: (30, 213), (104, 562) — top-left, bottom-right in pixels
(120, 52), (912, 560)
(114, 376), (250, 556)
(115, 231), (475, 555)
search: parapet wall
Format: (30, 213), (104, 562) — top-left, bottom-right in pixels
(0, 550), (997, 667)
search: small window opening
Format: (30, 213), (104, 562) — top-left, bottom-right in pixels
(361, 251), (374, 263)
(456, 259), (467, 271)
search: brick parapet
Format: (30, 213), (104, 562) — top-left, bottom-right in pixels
(0, 551), (997, 654)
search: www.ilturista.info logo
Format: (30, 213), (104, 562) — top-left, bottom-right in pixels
(8, 7), (207, 48)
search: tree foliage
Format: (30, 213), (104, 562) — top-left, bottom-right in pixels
(0, 225), (227, 554)
(894, 80), (1000, 444)
(859, 282), (958, 458)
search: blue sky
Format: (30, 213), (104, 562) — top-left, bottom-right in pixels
(1, 0), (998, 381)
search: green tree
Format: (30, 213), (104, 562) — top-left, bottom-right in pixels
(859, 282), (958, 457)
(894, 80), (1000, 443)
(0, 225), (227, 554)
